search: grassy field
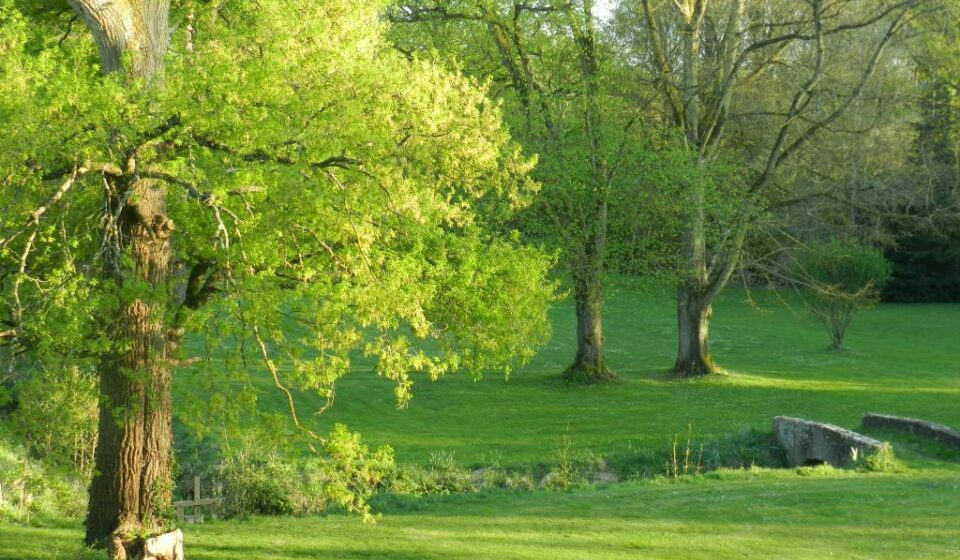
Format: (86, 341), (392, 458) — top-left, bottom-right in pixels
(4, 464), (958, 559)
(286, 281), (960, 466)
(2, 283), (959, 559)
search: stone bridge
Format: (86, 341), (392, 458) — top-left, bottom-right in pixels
(773, 416), (884, 467)
(862, 413), (960, 449)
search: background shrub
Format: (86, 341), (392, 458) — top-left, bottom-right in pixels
(791, 241), (892, 349)
(10, 365), (98, 477)
(218, 450), (296, 517)
(216, 425), (394, 520)
(0, 433), (87, 523)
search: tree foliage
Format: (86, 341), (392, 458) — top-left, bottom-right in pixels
(390, 0), (694, 382)
(881, 3), (960, 302)
(0, 0), (554, 545)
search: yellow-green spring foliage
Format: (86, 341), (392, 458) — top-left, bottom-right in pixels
(0, 0), (553, 439)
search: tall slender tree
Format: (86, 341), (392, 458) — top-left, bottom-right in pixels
(392, 0), (649, 382)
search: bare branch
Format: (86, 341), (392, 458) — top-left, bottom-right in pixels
(769, 12), (909, 174)
(641, 0), (686, 127)
(754, 0), (828, 193)
(253, 325), (325, 450)
(741, 0), (922, 55)
(0, 163), (117, 252)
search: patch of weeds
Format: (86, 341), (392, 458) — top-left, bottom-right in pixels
(700, 428), (788, 471)
(606, 427), (788, 481)
(387, 451), (477, 496)
(854, 443), (905, 473)
(795, 464), (843, 477)
(539, 433), (614, 490)
(539, 433), (581, 490)
(666, 426), (703, 479)
(216, 426), (394, 520)
(502, 472), (537, 491)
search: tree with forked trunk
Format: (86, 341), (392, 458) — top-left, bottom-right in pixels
(0, 1), (554, 556)
(614, 0), (932, 376)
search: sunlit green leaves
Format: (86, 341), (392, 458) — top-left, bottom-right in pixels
(0, 0), (554, 454)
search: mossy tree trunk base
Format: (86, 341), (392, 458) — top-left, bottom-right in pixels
(563, 281), (616, 384)
(672, 357), (718, 378)
(561, 363), (617, 384)
(672, 286), (720, 378)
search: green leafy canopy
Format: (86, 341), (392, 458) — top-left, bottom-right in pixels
(0, 0), (555, 441)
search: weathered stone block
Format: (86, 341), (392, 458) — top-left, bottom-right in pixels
(773, 416), (883, 467)
(143, 529), (184, 560)
(862, 413), (960, 448)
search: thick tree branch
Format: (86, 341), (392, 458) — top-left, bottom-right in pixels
(641, 0), (685, 127)
(190, 135), (362, 171)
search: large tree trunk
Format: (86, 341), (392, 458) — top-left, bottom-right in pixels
(86, 181), (176, 556)
(673, 284), (717, 377)
(67, 1), (176, 556)
(563, 198), (614, 384)
(563, 275), (613, 383)
(67, 0), (171, 78)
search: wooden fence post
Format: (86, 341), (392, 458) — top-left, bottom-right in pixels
(174, 476), (223, 523)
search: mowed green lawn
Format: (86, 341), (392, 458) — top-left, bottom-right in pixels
(279, 282), (960, 466)
(4, 468), (959, 559)
(2, 283), (959, 559)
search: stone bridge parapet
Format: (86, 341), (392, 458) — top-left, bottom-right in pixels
(862, 413), (960, 449)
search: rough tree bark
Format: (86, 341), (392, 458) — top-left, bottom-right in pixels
(65, 1), (177, 556)
(67, 0), (171, 78)
(87, 181), (175, 555)
(674, 286), (714, 377)
(565, 264), (613, 383)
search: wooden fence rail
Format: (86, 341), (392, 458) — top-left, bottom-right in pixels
(173, 476), (222, 523)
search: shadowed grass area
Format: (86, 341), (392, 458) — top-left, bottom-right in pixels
(4, 466), (958, 559)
